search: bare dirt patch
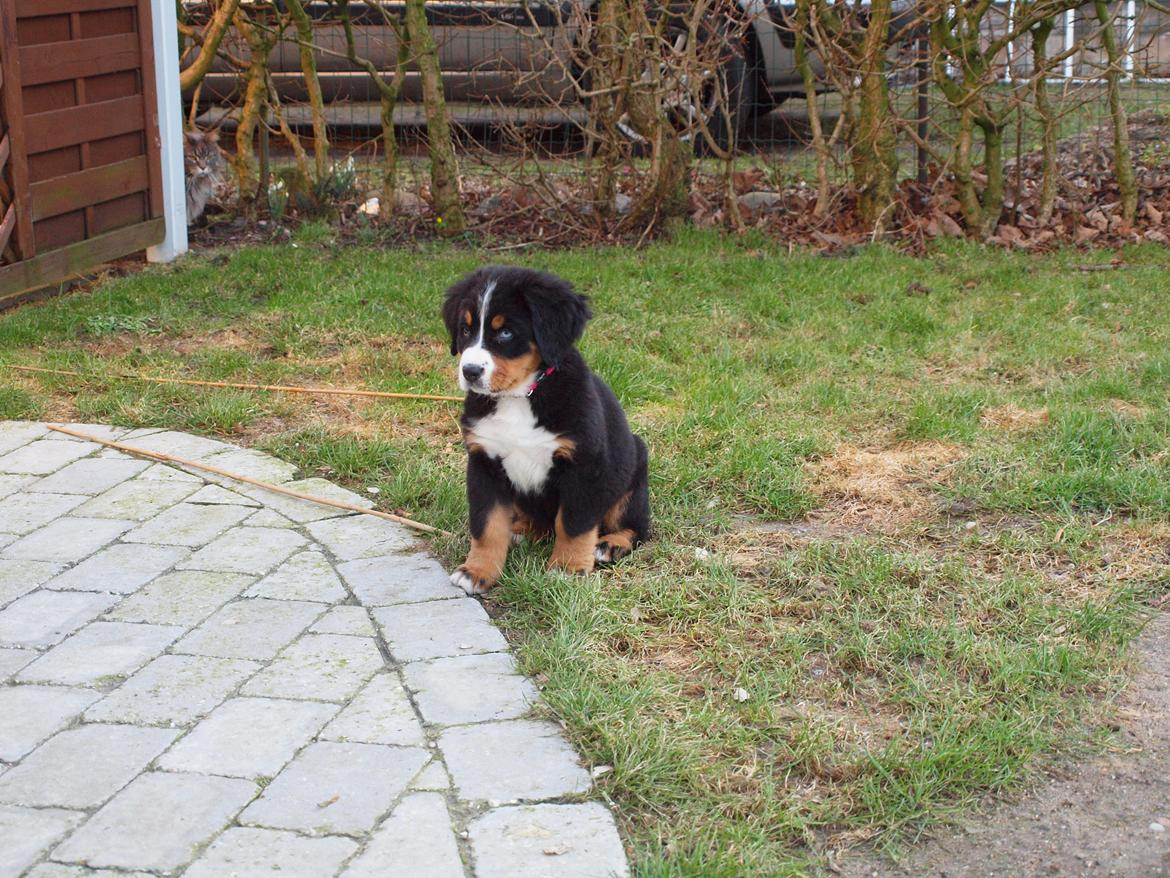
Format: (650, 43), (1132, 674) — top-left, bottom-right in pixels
(840, 612), (1170, 878)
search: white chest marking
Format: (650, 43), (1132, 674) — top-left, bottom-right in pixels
(470, 397), (560, 494)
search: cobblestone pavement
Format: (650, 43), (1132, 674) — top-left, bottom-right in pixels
(0, 422), (629, 878)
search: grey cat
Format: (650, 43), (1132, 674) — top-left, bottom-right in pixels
(184, 129), (224, 224)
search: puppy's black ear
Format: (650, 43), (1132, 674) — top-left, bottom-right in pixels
(523, 271), (592, 368)
(441, 273), (476, 356)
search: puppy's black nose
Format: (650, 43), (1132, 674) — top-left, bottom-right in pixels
(462, 363), (485, 382)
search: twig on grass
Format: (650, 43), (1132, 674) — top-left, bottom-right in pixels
(45, 424), (454, 538)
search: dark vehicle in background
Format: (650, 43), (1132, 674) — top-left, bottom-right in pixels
(190, 0), (914, 152)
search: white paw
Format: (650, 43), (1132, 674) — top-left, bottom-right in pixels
(510, 533), (525, 546)
(594, 545), (612, 563)
(450, 568), (492, 596)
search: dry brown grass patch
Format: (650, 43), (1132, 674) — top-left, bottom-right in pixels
(981, 404), (1050, 431)
(807, 442), (966, 532)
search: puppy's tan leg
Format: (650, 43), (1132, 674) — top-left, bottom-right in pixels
(548, 510), (598, 576)
(451, 505), (512, 595)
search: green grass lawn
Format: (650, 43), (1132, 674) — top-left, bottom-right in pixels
(2, 228), (1168, 876)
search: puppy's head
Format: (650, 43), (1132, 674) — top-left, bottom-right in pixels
(442, 266), (591, 396)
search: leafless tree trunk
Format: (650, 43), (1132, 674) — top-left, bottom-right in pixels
(1093, 0), (1137, 224)
(851, 0), (898, 232)
(286, 0), (330, 181)
(232, 9), (278, 207)
(404, 0), (466, 234)
(793, 0), (832, 217)
(1031, 16), (1058, 224)
(180, 0), (243, 94)
(340, 1), (408, 210)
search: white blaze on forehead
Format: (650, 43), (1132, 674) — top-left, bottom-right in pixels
(458, 280), (497, 392)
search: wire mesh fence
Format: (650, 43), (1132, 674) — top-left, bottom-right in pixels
(179, 0), (1170, 245)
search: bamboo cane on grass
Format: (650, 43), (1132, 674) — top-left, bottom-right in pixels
(10, 365), (463, 403)
(45, 424), (453, 538)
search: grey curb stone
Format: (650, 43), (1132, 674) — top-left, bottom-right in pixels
(173, 597), (324, 660)
(185, 484), (262, 506)
(320, 673), (426, 747)
(198, 448), (299, 485)
(374, 598), (509, 662)
(0, 492), (87, 535)
(239, 740), (429, 836)
(469, 802), (631, 878)
(0, 646), (35, 679)
(0, 439), (97, 475)
(177, 526), (307, 575)
(245, 550), (347, 603)
(305, 514), (414, 560)
(17, 621), (185, 686)
(183, 827), (358, 878)
(106, 570), (255, 627)
(122, 502), (252, 547)
(341, 792), (464, 878)
(240, 633), (384, 702)
(238, 477), (374, 523)
(0, 724), (180, 808)
(0, 421), (49, 454)
(31, 457), (149, 495)
(85, 654), (263, 726)
(440, 720), (593, 803)
(0, 559), (63, 607)
(75, 480), (199, 521)
(0, 422), (629, 877)
(44, 543), (188, 594)
(51, 771), (257, 873)
(157, 696), (338, 778)
(0, 685), (100, 762)
(2, 516), (131, 562)
(0, 804), (84, 877)
(310, 605), (375, 636)
(402, 652), (540, 726)
(337, 552), (462, 606)
(0, 589), (118, 649)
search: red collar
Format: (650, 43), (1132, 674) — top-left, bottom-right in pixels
(525, 366), (556, 397)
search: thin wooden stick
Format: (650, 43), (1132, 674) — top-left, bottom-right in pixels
(10, 365), (463, 403)
(45, 424), (453, 538)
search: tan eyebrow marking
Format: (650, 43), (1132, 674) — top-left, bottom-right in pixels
(464, 310), (473, 327)
(491, 315), (506, 330)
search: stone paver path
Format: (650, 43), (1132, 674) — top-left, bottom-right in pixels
(0, 422), (629, 878)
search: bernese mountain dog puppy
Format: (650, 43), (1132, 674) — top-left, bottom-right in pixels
(441, 266), (650, 595)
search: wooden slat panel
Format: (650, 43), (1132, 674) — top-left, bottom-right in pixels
(135, 0), (163, 219)
(0, 135), (9, 177)
(19, 33), (140, 86)
(30, 155), (147, 222)
(0, 206), (16, 257)
(0, 1), (35, 259)
(15, 0), (136, 18)
(24, 96), (144, 156)
(0, 217), (163, 305)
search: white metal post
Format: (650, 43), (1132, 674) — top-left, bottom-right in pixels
(1003, 0), (1014, 84)
(1063, 8), (1075, 79)
(147, 0), (188, 263)
(1124, 0), (1136, 77)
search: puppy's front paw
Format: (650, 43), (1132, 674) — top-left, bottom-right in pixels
(450, 565), (497, 596)
(595, 531), (635, 565)
(547, 557), (594, 577)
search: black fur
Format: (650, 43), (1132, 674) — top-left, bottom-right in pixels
(442, 266), (651, 589)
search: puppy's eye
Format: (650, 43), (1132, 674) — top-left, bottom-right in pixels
(460, 326), (471, 337)
(496, 329), (513, 342)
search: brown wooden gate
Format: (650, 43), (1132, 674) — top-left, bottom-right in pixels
(0, 0), (166, 306)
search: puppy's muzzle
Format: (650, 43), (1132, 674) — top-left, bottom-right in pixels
(462, 363), (485, 383)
